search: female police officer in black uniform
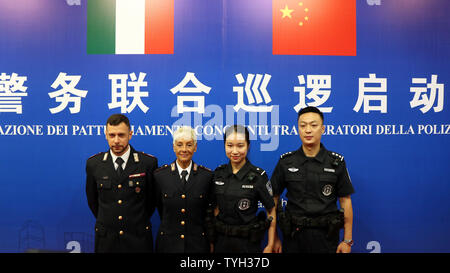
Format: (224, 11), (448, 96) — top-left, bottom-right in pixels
(153, 126), (213, 253)
(209, 125), (277, 253)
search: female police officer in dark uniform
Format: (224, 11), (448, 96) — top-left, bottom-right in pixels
(209, 125), (277, 253)
(153, 126), (213, 253)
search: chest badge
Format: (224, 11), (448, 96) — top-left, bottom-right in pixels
(288, 167), (299, 173)
(322, 184), (333, 196)
(238, 199), (251, 210)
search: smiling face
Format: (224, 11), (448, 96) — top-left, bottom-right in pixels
(173, 137), (197, 166)
(105, 122), (132, 156)
(298, 112), (325, 147)
(225, 131), (249, 166)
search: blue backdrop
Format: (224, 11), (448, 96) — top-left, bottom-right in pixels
(0, 0), (449, 253)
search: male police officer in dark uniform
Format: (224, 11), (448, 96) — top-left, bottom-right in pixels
(271, 106), (354, 253)
(153, 126), (213, 253)
(86, 114), (158, 253)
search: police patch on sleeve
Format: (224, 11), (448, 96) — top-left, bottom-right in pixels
(266, 181), (273, 196)
(238, 199), (251, 210)
(322, 184), (333, 196)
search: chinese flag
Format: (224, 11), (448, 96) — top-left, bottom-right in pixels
(273, 0), (356, 56)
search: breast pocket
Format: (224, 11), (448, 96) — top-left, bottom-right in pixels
(319, 174), (337, 198)
(96, 179), (112, 190)
(285, 171), (306, 195)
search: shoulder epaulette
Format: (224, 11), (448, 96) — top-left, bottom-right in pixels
(154, 164), (169, 173)
(198, 165), (212, 172)
(280, 151), (295, 159)
(88, 152), (102, 160)
(140, 152), (155, 158)
(253, 166), (266, 176)
(328, 151), (344, 162)
(215, 164), (227, 171)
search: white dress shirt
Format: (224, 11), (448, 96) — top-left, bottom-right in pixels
(110, 145), (131, 171)
(176, 160), (192, 182)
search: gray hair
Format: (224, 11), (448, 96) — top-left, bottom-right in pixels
(173, 126), (197, 145)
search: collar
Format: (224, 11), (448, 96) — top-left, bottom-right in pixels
(110, 145), (131, 167)
(227, 160), (253, 181)
(175, 160), (192, 177)
(298, 143), (327, 163)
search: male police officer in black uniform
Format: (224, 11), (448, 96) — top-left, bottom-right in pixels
(86, 114), (158, 253)
(271, 106), (354, 253)
(153, 126), (213, 253)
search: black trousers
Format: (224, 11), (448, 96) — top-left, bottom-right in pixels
(214, 234), (261, 253)
(283, 227), (339, 253)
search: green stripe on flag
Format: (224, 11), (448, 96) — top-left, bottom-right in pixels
(87, 0), (116, 54)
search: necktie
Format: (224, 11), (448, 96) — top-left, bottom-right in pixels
(116, 157), (124, 176)
(181, 170), (188, 183)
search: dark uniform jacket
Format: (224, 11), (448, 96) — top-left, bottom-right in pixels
(153, 161), (213, 253)
(271, 144), (354, 217)
(85, 145), (158, 253)
(213, 160), (275, 226)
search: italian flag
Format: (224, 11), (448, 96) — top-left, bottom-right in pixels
(87, 0), (174, 54)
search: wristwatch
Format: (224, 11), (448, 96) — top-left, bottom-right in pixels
(343, 239), (354, 246)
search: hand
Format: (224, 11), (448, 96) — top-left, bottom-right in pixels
(263, 244), (274, 253)
(273, 237), (283, 253)
(336, 242), (351, 253)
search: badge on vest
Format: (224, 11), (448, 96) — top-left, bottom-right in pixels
(322, 184), (333, 196)
(215, 181), (225, 186)
(288, 167), (299, 173)
(238, 199), (251, 210)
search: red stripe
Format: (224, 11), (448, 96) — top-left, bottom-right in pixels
(145, 0), (174, 54)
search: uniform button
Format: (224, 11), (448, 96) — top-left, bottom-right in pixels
(201, 232), (205, 236)
(181, 194), (186, 199)
(118, 216), (123, 220)
(164, 193), (168, 198)
(136, 182), (140, 185)
(118, 200), (122, 204)
(145, 226), (150, 230)
(118, 184), (122, 189)
(160, 232), (164, 235)
(119, 230), (124, 235)
(180, 235), (185, 239)
(199, 194), (203, 198)
(181, 208), (186, 213)
(100, 184), (103, 188)
(95, 228), (98, 232)
(181, 221), (185, 226)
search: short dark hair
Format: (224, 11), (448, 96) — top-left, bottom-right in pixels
(297, 106), (324, 123)
(106, 114), (131, 130)
(224, 125), (250, 146)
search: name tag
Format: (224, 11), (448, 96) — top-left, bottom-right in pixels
(324, 168), (335, 173)
(215, 181), (224, 185)
(288, 167), (299, 173)
(242, 185), (254, 189)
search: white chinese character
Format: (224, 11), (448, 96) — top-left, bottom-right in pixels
(410, 74), (444, 113)
(353, 73), (387, 113)
(170, 72), (211, 114)
(233, 73), (273, 112)
(294, 75), (333, 113)
(48, 72), (87, 114)
(108, 72), (149, 113)
(0, 72), (28, 114)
